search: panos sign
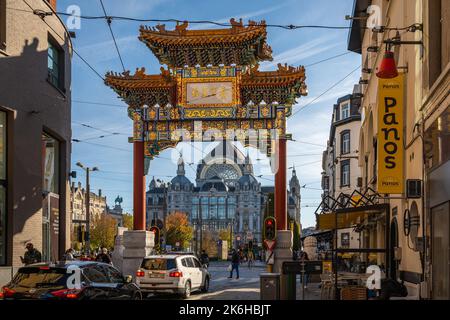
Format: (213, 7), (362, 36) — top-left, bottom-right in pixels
(377, 74), (404, 194)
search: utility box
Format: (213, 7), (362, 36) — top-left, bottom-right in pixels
(260, 273), (280, 300)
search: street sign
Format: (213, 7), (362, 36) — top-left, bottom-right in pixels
(264, 239), (276, 251)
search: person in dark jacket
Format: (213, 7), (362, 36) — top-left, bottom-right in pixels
(95, 248), (112, 264)
(20, 243), (42, 265)
(200, 250), (209, 267)
(228, 249), (240, 279)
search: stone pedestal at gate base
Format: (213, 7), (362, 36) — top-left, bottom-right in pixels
(121, 230), (154, 279)
(273, 230), (293, 300)
(111, 227), (128, 272)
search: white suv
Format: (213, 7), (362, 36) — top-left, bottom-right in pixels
(135, 254), (210, 299)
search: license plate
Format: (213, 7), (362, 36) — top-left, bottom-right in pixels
(149, 273), (164, 278)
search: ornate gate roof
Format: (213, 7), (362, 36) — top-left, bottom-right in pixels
(138, 19), (272, 67)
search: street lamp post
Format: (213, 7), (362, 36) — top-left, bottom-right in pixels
(76, 162), (98, 255)
(157, 179), (168, 250)
(199, 195), (203, 255)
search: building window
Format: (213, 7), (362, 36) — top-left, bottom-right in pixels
(341, 232), (350, 247)
(428, 0), (448, 88)
(341, 130), (351, 155)
(341, 103), (350, 120)
(201, 197), (208, 219)
(341, 160), (350, 187)
(0, 111), (6, 265)
(322, 175), (329, 191)
(47, 38), (64, 91)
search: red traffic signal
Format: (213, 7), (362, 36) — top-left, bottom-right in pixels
(263, 217), (276, 241)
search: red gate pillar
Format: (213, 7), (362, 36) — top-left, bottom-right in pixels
(133, 141), (146, 230)
(274, 138), (287, 230)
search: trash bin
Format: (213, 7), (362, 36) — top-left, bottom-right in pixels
(260, 273), (280, 300)
(286, 274), (296, 300)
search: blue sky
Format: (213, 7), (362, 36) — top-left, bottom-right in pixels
(57, 0), (361, 228)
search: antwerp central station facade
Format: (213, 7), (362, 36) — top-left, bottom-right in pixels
(147, 141), (301, 248)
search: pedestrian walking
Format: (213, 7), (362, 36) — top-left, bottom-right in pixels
(20, 243), (42, 265)
(247, 249), (254, 269)
(200, 250), (209, 268)
(95, 248), (112, 264)
(228, 249), (240, 279)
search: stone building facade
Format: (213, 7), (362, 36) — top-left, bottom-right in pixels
(147, 141), (301, 248)
(348, 0), (449, 299)
(70, 182), (107, 245)
(321, 86), (363, 254)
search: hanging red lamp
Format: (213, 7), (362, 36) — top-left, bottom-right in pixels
(376, 51), (398, 79)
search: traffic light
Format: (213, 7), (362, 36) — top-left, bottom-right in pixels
(149, 226), (160, 246)
(263, 217), (276, 241)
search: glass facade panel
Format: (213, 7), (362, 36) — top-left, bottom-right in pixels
(42, 134), (59, 194)
(218, 204), (226, 219)
(341, 103), (350, 119)
(47, 42), (60, 88)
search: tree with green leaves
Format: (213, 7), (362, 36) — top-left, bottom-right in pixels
(165, 212), (193, 250)
(122, 213), (133, 230)
(90, 213), (117, 250)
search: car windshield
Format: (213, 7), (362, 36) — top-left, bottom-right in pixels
(12, 267), (68, 289)
(141, 258), (176, 270)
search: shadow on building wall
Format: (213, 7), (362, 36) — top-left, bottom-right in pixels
(0, 35), (70, 263)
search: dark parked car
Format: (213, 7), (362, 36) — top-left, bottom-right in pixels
(0, 261), (142, 300)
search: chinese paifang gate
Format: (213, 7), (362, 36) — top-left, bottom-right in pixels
(104, 19), (308, 231)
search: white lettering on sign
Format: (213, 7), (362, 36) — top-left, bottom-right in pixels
(366, 265), (381, 290)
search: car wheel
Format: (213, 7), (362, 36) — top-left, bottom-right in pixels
(201, 277), (210, 293)
(132, 292), (143, 300)
(182, 281), (191, 299)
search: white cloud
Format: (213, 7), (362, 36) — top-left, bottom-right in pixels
(260, 36), (343, 70)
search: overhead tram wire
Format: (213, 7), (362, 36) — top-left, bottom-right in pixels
(291, 64), (361, 118)
(99, 0), (126, 72)
(72, 121), (129, 136)
(8, 6), (422, 32)
(72, 100), (128, 109)
(48, 10), (420, 32)
(305, 52), (352, 67)
(72, 139), (132, 153)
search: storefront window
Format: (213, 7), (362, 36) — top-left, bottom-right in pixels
(0, 111), (6, 265)
(42, 133), (60, 262)
(425, 106), (450, 171)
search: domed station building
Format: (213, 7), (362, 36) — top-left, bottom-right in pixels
(146, 141), (301, 249)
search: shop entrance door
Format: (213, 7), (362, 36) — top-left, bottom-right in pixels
(389, 218), (399, 280)
(431, 201), (450, 299)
